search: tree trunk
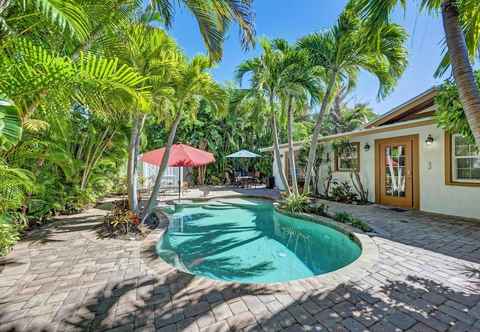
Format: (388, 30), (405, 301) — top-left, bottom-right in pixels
(80, 127), (110, 190)
(304, 74), (336, 193)
(81, 129), (116, 191)
(127, 114), (143, 212)
(287, 97), (299, 195)
(331, 86), (346, 134)
(141, 110), (182, 221)
(442, 0), (480, 147)
(270, 95), (290, 194)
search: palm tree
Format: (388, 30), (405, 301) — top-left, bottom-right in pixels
(298, 9), (408, 193)
(117, 23), (182, 213)
(271, 39), (322, 195)
(328, 86), (376, 134)
(4, 0), (255, 116)
(141, 55), (226, 221)
(355, 0), (480, 146)
(236, 39), (304, 194)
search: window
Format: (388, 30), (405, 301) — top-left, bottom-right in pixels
(335, 142), (360, 172)
(452, 134), (480, 183)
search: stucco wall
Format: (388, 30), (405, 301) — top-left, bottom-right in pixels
(274, 124), (480, 220)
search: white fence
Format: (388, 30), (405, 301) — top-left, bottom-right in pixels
(138, 160), (179, 192)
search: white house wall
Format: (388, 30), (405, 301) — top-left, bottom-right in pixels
(275, 124), (480, 220)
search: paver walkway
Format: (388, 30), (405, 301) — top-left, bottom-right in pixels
(1, 191), (480, 332)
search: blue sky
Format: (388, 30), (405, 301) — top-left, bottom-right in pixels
(167, 1), (446, 115)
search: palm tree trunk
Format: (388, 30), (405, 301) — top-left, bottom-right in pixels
(331, 86), (346, 134)
(287, 96), (299, 195)
(127, 114), (144, 212)
(442, 0), (480, 147)
(304, 74), (336, 193)
(141, 109), (182, 221)
(270, 95), (290, 194)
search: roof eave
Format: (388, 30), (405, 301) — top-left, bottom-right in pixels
(260, 117), (435, 152)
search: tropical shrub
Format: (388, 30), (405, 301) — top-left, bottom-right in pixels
(0, 103), (22, 150)
(334, 211), (372, 232)
(334, 212), (352, 224)
(207, 175), (223, 186)
(306, 203), (329, 216)
(350, 172), (369, 203)
(0, 217), (21, 256)
(350, 219), (372, 232)
(102, 200), (143, 237)
(0, 162), (34, 213)
(0, 159), (31, 254)
(281, 194), (310, 213)
(330, 180), (358, 203)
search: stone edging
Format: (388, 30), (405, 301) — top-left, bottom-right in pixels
(141, 198), (379, 293)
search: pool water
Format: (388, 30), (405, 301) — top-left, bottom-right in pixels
(156, 199), (361, 284)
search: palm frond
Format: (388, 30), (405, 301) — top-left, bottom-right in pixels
(147, 0), (255, 61)
(28, 0), (90, 41)
(0, 103), (22, 150)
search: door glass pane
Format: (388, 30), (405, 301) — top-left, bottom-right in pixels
(384, 145), (406, 197)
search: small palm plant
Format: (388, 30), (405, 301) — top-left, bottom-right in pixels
(281, 194), (310, 214)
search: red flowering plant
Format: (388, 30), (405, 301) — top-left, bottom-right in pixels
(102, 200), (146, 238)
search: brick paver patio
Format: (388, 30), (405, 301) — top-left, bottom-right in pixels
(1, 190), (479, 332)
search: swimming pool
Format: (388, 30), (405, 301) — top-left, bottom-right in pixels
(156, 199), (361, 284)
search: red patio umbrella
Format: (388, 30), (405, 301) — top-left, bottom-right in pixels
(140, 144), (215, 199)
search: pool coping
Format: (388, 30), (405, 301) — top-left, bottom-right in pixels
(141, 196), (379, 293)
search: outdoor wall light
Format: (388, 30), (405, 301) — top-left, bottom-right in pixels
(364, 143), (371, 151)
(425, 134), (434, 145)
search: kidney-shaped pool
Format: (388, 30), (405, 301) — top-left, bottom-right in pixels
(156, 199), (361, 284)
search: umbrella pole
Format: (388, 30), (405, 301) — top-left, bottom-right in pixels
(178, 166), (183, 201)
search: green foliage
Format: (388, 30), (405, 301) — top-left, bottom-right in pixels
(331, 138), (354, 155)
(102, 200), (152, 238)
(435, 74), (477, 144)
(146, 0), (255, 62)
(281, 194), (310, 213)
(330, 180), (358, 203)
(0, 103), (22, 150)
(0, 160), (32, 255)
(0, 0), (256, 255)
(0, 216), (21, 256)
(323, 90), (377, 135)
(298, 143), (323, 169)
(306, 203), (329, 216)
(354, 0), (480, 76)
(334, 211), (352, 223)
(334, 211), (372, 232)
(0, 161), (34, 213)
(298, 7), (408, 100)
(145, 89), (273, 184)
(4, 0), (90, 41)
